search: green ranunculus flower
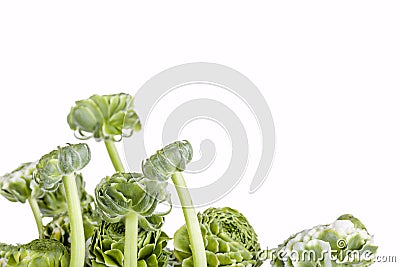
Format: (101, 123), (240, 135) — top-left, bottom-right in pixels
(88, 221), (170, 267)
(0, 162), (40, 203)
(271, 214), (378, 267)
(143, 140), (208, 267)
(142, 140), (193, 182)
(95, 172), (171, 230)
(34, 143), (91, 267)
(0, 239), (70, 267)
(199, 207), (261, 253)
(174, 207), (264, 267)
(35, 143), (91, 191)
(67, 93), (141, 142)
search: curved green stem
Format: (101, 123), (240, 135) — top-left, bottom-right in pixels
(104, 140), (125, 172)
(105, 140), (139, 267)
(172, 173), (207, 267)
(63, 173), (85, 267)
(27, 197), (44, 239)
(124, 212), (138, 267)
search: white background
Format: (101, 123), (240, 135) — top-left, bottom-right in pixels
(0, 1), (399, 266)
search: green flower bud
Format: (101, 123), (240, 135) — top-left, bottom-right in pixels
(95, 172), (171, 230)
(174, 207), (263, 267)
(88, 221), (170, 267)
(67, 93), (141, 141)
(0, 239), (69, 267)
(37, 173), (93, 217)
(271, 214), (378, 267)
(35, 143), (91, 191)
(0, 162), (41, 203)
(142, 140), (193, 181)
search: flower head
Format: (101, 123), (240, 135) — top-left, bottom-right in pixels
(89, 221), (170, 267)
(35, 143), (91, 191)
(0, 162), (41, 203)
(142, 140), (193, 181)
(95, 172), (171, 230)
(67, 93), (141, 141)
(0, 239), (70, 267)
(271, 214), (378, 267)
(174, 207), (263, 267)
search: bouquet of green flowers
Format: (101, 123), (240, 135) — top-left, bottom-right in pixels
(0, 93), (377, 267)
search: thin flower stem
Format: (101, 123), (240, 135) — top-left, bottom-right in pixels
(63, 173), (85, 267)
(27, 197), (44, 239)
(171, 172), (207, 267)
(124, 212), (138, 267)
(104, 139), (139, 267)
(104, 140), (125, 172)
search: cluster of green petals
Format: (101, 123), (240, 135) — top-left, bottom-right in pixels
(174, 207), (263, 267)
(95, 172), (171, 230)
(44, 207), (99, 248)
(88, 221), (170, 267)
(67, 93), (141, 142)
(199, 208), (261, 253)
(0, 162), (42, 203)
(142, 141), (193, 182)
(271, 214), (378, 267)
(34, 143), (91, 191)
(0, 239), (69, 267)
